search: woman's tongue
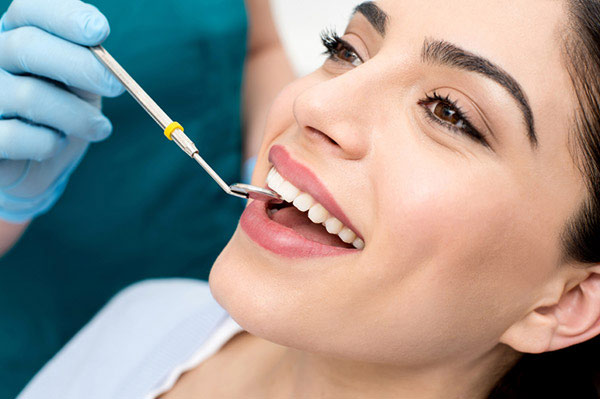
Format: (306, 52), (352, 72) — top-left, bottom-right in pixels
(270, 206), (350, 248)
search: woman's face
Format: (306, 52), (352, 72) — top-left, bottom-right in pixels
(210, 0), (585, 366)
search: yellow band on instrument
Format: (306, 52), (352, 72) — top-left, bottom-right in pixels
(164, 122), (184, 140)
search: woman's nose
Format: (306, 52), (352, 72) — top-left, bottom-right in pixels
(292, 69), (374, 160)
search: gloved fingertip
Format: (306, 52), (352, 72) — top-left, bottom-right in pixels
(107, 78), (126, 98)
(90, 117), (112, 142)
(81, 12), (110, 44)
(34, 135), (66, 162)
(97, 65), (125, 98)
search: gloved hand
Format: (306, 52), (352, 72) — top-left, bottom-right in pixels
(0, 0), (124, 223)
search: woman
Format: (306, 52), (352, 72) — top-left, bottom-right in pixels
(18, 0), (600, 397)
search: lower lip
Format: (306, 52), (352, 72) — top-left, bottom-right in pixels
(240, 200), (358, 258)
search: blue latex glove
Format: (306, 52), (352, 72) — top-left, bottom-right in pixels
(0, 0), (124, 223)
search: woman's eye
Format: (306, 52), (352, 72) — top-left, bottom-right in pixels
(332, 42), (362, 66)
(426, 100), (467, 129)
(321, 31), (363, 67)
(418, 94), (489, 147)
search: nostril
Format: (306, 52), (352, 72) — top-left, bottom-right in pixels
(307, 127), (339, 147)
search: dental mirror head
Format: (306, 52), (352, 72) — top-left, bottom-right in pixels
(230, 183), (282, 203)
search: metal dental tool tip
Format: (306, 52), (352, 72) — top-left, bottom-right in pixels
(89, 45), (281, 203)
(229, 183), (284, 202)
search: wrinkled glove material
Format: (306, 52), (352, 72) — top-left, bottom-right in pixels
(0, 0), (124, 222)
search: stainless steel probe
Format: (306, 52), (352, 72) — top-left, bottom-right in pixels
(89, 45), (281, 203)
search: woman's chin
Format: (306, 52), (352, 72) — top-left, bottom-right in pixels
(209, 228), (278, 336)
(208, 227), (245, 306)
(209, 227), (323, 351)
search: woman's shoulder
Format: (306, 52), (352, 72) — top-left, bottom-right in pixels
(18, 279), (229, 399)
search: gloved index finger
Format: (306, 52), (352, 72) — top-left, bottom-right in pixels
(1, 0), (110, 46)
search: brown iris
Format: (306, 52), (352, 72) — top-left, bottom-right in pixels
(433, 102), (461, 125)
(335, 43), (360, 64)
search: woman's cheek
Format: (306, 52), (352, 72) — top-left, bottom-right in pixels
(370, 173), (529, 334)
(377, 164), (518, 278)
(374, 167), (457, 263)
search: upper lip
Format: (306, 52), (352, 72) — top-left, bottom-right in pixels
(268, 145), (362, 240)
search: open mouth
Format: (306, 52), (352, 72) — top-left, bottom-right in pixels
(239, 145), (364, 258)
(266, 167), (365, 250)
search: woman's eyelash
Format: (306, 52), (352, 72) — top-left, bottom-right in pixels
(320, 29), (362, 65)
(419, 92), (489, 147)
(321, 29), (342, 55)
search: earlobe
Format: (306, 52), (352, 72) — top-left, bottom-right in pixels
(499, 309), (557, 354)
(499, 267), (600, 354)
(547, 271), (600, 351)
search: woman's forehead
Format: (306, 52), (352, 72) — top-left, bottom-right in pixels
(369, 0), (567, 66)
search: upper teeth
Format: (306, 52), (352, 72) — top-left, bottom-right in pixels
(266, 167), (365, 250)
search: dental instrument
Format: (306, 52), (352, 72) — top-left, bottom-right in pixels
(88, 45), (281, 203)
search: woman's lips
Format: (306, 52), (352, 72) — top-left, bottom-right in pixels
(240, 144), (362, 258)
(240, 200), (357, 258)
(267, 145), (361, 239)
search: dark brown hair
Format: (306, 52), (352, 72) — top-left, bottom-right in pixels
(490, 1), (600, 397)
(562, 0), (600, 265)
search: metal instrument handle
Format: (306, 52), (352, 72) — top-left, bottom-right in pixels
(89, 45), (240, 196)
(88, 45), (279, 202)
(89, 45), (172, 130)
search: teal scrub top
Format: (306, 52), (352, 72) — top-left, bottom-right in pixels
(0, 1), (247, 397)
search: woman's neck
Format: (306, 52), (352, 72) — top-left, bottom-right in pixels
(256, 344), (512, 399)
(167, 332), (515, 399)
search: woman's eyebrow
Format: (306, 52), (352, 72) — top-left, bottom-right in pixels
(353, 2), (388, 36)
(352, 3), (537, 148)
(422, 39), (538, 148)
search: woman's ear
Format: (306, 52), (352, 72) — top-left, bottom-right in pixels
(499, 265), (600, 354)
